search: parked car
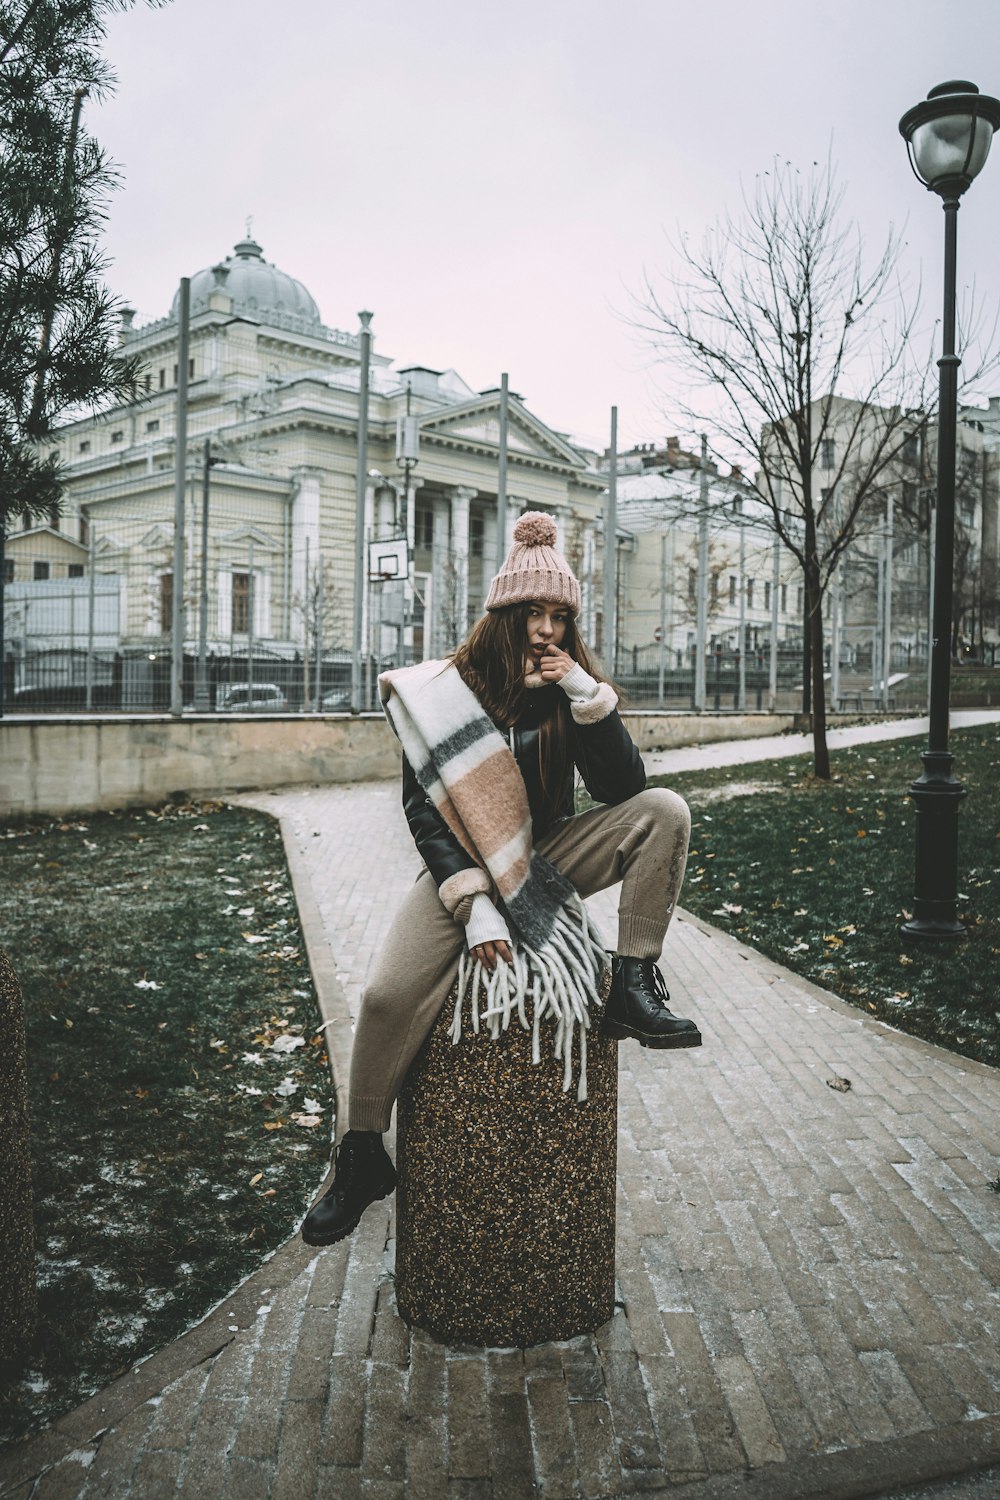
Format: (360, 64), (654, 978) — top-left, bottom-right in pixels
(216, 683), (288, 712)
(320, 689), (352, 711)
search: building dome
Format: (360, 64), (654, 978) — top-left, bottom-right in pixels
(173, 236), (323, 334)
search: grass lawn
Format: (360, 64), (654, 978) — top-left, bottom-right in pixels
(0, 802), (334, 1446)
(647, 724), (1000, 1067)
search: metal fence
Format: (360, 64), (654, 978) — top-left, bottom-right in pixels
(2, 537), (996, 716)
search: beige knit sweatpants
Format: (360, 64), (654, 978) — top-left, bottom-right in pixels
(347, 787), (691, 1133)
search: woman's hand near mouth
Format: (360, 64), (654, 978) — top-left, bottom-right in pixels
(537, 644), (574, 683)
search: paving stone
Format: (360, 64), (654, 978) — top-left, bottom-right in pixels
(127, 1448), (185, 1500)
(272, 1400), (323, 1500)
(315, 1466), (362, 1500)
(369, 1283), (409, 1367)
(175, 1396), (240, 1497)
(286, 1307), (339, 1403)
(525, 1377), (578, 1500)
(362, 1364), (407, 1487)
(601, 1351), (659, 1472)
(447, 1358), (490, 1480)
(77, 1400), (153, 1496)
(203, 1334), (258, 1402)
(713, 1352), (786, 1469)
(857, 1350), (932, 1435)
(146, 1367), (209, 1452)
(569, 1400), (621, 1499)
(32, 1452), (101, 1500)
(404, 1413), (448, 1500)
(785, 1351), (861, 1451)
(334, 1211), (389, 1356)
(639, 1354), (707, 1481)
(230, 1350), (289, 1461)
(221, 1455), (273, 1500)
(407, 1337), (446, 1417)
(318, 1354), (368, 1468)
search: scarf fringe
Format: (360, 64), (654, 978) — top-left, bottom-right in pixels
(451, 896), (608, 1102)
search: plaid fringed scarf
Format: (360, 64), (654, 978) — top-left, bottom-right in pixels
(378, 659), (609, 1101)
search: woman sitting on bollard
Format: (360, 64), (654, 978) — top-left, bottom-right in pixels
(302, 511), (698, 1247)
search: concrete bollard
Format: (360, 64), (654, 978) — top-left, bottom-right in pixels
(395, 977), (618, 1347)
(0, 948), (37, 1363)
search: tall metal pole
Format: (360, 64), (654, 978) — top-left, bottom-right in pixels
(603, 406), (617, 674)
(496, 373), (509, 571)
(694, 435), (709, 709)
(902, 196), (966, 941)
(927, 504), (936, 715)
(195, 438), (211, 710)
(351, 311), (373, 712)
(85, 518), (96, 710)
(657, 530), (667, 705)
(303, 534), (311, 711)
(316, 550), (324, 710)
(882, 493), (894, 709)
(0, 518), (5, 717)
(873, 519), (884, 699)
(769, 533), (780, 711)
(170, 277), (190, 716)
(830, 565), (841, 712)
(737, 519), (746, 711)
(246, 538), (255, 707)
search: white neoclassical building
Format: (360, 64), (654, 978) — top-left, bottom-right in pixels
(9, 236), (607, 704)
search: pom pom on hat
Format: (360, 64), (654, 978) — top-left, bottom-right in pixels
(484, 509), (581, 614)
(513, 511), (558, 548)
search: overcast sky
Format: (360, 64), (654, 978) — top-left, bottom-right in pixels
(94, 0), (1000, 452)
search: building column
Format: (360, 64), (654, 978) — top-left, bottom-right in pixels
(403, 476), (423, 661)
(448, 485), (477, 640)
(581, 523), (596, 641)
(290, 469), (321, 648)
(430, 495), (451, 657)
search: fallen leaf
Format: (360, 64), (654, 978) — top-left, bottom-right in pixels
(271, 1034), (306, 1054)
(249, 1172), (264, 1186)
(826, 1075), (851, 1093)
(263, 1121), (284, 1131)
(290, 1113), (322, 1128)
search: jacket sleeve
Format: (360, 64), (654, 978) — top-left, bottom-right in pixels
(569, 685), (646, 806)
(401, 754), (491, 919)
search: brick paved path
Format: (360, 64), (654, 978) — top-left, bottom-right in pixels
(3, 737), (1000, 1498)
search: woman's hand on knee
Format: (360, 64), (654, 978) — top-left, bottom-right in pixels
(470, 939), (513, 971)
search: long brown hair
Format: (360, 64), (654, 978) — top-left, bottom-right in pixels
(451, 603), (608, 829)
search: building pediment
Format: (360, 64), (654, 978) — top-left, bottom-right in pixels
(7, 525), (88, 552)
(418, 396), (586, 470)
(140, 524), (174, 550)
(94, 533), (128, 557)
(219, 525), (281, 551)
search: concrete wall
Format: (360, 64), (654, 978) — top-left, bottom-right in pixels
(0, 710), (803, 820)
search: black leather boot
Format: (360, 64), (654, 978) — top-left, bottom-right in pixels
(301, 1130), (397, 1246)
(601, 956), (702, 1048)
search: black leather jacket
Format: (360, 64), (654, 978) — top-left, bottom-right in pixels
(401, 687), (645, 892)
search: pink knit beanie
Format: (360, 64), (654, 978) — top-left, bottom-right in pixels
(484, 511), (581, 614)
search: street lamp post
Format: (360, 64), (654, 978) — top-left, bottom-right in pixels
(898, 80), (1000, 941)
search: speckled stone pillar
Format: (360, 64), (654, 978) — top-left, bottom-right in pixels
(395, 979), (618, 1347)
(0, 948), (37, 1362)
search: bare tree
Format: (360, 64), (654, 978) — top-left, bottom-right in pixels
(633, 157), (947, 777)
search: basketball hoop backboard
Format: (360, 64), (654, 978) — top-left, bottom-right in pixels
(368, 537), (409, 582)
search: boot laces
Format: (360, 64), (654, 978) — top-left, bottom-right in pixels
(637, 960), (671, 1009)
(329, 1134), (373, 1201)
